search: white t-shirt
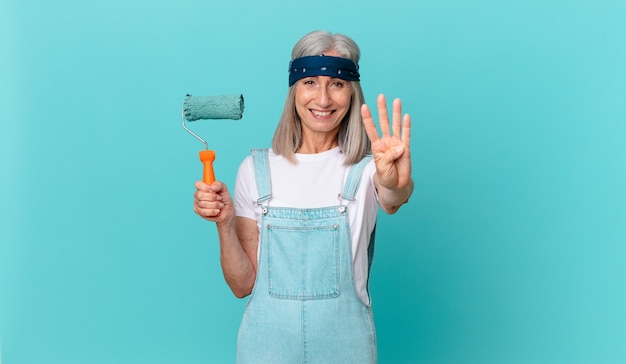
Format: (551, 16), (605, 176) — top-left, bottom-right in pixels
(234, 147), (379, 305)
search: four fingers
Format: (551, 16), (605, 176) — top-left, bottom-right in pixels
(362, 93), (411, 145)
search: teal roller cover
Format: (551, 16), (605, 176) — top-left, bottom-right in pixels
(183, 94), (244, 121)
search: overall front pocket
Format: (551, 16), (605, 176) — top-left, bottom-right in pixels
(266, 224), (340, 300)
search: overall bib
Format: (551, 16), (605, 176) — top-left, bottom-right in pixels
(237, 149), (377, 364)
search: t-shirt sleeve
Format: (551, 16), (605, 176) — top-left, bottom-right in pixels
(234, 156), (258, 220)
(365, 159), (380, 221)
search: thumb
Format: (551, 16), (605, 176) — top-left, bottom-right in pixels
(209, 181), (229, 194)
(385, 146), (404, 162)
(195, 180), (212, 191)
(378, 146), (404, 170)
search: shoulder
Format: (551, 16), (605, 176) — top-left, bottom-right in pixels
(237, 148), (288, 181)
(238, 148), (276, 169)
(237, 154), (255, 178)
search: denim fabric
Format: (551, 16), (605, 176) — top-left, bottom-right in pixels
(237, 150), (377, 364)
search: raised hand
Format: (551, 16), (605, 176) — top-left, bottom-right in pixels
(361, 94), (412, 191)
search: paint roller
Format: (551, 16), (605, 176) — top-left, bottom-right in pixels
(181, 94), (244, 184)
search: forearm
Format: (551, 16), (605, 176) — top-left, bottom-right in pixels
(216, 220), (257, 298)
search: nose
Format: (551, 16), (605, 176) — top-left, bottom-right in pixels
(315, 79), (332, 108)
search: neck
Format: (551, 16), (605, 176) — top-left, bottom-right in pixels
(297, 138), (339, 154)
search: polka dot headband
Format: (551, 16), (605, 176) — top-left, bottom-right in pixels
(288, 55), (360, 86)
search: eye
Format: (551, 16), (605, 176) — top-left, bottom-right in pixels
(301, 78), (316, 86)
(332, 80), (346, 88)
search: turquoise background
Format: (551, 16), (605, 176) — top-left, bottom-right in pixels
(1, 0), (625, 363)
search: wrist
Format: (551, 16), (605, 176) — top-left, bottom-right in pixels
(376, 178), (414, 212)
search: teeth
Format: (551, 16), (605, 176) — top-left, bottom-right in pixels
(312, 110), (332, 117)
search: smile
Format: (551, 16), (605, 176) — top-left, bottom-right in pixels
(311, 110), (334, 117)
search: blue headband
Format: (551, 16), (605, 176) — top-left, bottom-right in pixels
(288, 55), (360, 86)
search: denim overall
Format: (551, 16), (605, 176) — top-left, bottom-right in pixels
(236, 149), (377, 364)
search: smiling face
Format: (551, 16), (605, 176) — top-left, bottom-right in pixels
(293, 51), (353, 151)
(295, 75), (352, 137)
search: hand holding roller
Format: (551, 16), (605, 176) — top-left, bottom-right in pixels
(182, 94), (244, 184)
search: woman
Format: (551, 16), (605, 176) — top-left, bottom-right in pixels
(194, 30), (413, 363)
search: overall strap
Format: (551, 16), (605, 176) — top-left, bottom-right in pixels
(251, 149), (272, 205)
(340, 155), (373, 202)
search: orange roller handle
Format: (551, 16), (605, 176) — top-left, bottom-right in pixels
(199, 150), (216, 184)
